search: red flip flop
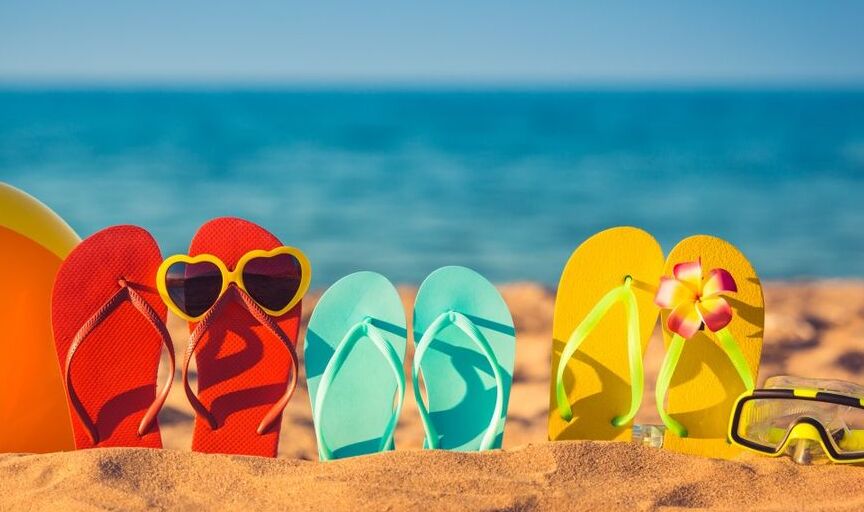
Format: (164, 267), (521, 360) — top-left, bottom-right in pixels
(180, 217), (302, 457)
(52, 225), (174, 449)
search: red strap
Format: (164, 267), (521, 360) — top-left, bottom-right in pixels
(182, 285), (299, 435)
(65, 279), (176, 445)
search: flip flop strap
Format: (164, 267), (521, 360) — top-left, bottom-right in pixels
(313, 318), (405, 460)
(412, 310), (505, 451)
(656, 328), (754, 437)
(182, 285), (299, 435)
(65, 280), (175, 445)
(554, 278), (643, 426)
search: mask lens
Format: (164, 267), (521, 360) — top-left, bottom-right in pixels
(739, 396), (864, 457)
(242, 253), (303, 313)
(833, 406), (864, 455)
(737, 398), (805, 451)
(165, 260), (223, 318)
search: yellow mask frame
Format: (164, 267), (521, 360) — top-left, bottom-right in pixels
(729, 387), (864, 464)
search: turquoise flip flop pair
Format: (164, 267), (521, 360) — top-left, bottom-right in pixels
(304, 266), (516, 461)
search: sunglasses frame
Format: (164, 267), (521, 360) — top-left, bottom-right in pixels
(156, 246), (312, 322)
(729, 388), (864, 463)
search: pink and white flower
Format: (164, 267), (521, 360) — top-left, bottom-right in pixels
(654, 259), (737, 338)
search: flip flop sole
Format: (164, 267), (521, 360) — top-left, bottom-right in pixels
(52, 225), (167, 449)
(187, 217), (301, 457)
(548, 226), (664, 441)
(413, 266), (515, 451)
(305, 271), (407, 459)
(661, 235), (764, 459)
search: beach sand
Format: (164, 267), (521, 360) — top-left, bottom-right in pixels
(3, 281), (864, 510)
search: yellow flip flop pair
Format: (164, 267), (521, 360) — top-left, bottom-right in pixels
(548, 226), (764, 459)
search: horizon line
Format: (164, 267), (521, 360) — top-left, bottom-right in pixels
(1, 75), (864, 92)
(2, 82), (864, 93)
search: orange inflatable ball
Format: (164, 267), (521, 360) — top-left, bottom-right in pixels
(0, 183), (79, 453)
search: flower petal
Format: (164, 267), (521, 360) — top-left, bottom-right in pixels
(697, 296), (734, 332)
(667, 302), (702, 339)
(655, 276), (697, 308)
(672, 260), (702, 294)
(702, 268), (738, 298)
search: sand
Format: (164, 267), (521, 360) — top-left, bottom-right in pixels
(3, 280), (864, 511)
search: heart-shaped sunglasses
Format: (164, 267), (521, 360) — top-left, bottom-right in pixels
(156, 246), (311, 321)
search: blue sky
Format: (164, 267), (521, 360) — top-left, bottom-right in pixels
(1, 0), (863, 85)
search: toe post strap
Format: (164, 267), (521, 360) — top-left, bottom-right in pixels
(313, 317), (406, 460)
(555, 278), (644, 427)
(655, 328), (754, 438)
(413, 310), (505, 451)
(65, 280), (175, 445)
(182, 286), (299, 435)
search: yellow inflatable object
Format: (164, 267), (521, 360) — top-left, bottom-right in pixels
(0, 183), (79, 453)
(549, 227), (664, 442)
(661, 235), (764, 459)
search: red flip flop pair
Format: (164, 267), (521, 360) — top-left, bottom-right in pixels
(52, 218), (310, 457)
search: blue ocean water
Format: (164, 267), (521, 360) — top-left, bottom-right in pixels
(1, 88), (863, 286)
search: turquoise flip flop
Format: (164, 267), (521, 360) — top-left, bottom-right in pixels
(305, 271), (408, 461)
(412, 266), (516, 451)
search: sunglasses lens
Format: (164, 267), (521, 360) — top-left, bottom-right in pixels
(242, 253), (303, 313)
(165, 261), (223, 318)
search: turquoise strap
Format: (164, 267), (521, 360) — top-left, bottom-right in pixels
(656, 327), (754, 438)
(313, 317), (406, 461)
(412, 310), (505, 451)
(554, 277), (643, 427)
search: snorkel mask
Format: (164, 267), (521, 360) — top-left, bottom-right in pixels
(729, 376), (864, 464)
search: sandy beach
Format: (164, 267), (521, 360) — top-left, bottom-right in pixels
(4, 1), (862, 509)
(3, 280), (864, 510)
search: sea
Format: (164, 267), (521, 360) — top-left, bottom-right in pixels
(2, 88), (863, 286)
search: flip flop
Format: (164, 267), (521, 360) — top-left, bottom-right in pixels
(178, 217), (305, 457)
(654, 235), (764, 458)
(412, 266), (516, 451)
(305, 272), (407, 460)
(548, 226), (664, 442)
(51, 225), (174, 449)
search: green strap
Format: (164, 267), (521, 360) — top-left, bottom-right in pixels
(412, 310), (505, 451)
(655, 334), (688, 437)
(716, 328), (755, 390)
(656, 327), (754, 438)
(554, 277), (644, 427)
(313, 317), (406, 461)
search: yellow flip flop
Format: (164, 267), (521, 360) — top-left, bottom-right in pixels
(549, 226), (664, 442)
(655, 235), (764, 459)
